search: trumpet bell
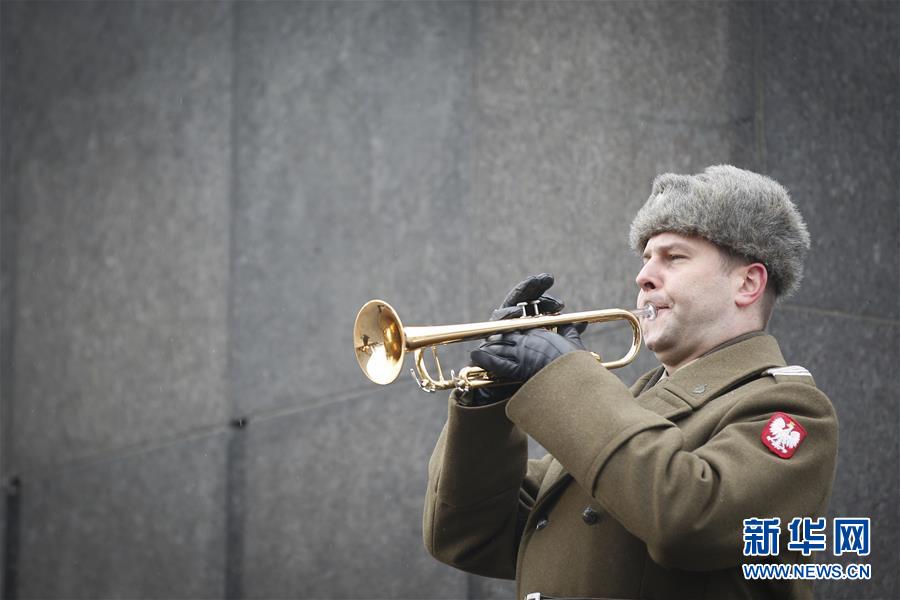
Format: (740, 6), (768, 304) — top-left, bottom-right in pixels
(354, 300), (406, 385)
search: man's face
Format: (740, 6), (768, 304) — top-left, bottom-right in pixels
(635, 232), (739, 371)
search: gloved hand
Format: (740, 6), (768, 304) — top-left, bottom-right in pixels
(470, 324), (587, 391)
(489, 273), (564, 321)
(461, 273), (564, 407)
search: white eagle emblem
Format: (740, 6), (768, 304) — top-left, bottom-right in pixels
(766, 416), (802, 453)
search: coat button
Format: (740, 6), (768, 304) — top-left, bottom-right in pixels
(582, 507), (600, 525)
(535, 517), (549, 531)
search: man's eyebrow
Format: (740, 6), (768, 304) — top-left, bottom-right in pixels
(644, 242), (693, 256)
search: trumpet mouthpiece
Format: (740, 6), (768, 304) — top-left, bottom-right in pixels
(632, 304), (658, 320)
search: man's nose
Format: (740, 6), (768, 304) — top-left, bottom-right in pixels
(635, 260), (660, 291)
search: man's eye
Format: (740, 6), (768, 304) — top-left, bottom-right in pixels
(670, 255), (687, 261)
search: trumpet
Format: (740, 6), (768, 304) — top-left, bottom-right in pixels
(353, 299), (656, 393)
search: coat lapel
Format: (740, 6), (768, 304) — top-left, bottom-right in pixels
(635, 383), (694, 420)
(535, 457), (569, 502)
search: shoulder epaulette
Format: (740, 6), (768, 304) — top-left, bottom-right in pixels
(765, 366), (812, 377)
(765, 365), (815, 385)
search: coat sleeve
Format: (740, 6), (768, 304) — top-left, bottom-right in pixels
(423, 393), (553, 579)
(506, 351), (839, 571)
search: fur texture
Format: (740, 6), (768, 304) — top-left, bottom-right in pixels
(629, 165), (810, 297)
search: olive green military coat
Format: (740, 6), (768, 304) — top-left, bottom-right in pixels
(424, 334), (838, 600)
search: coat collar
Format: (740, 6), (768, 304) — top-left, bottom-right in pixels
(637, 332), (786, 420)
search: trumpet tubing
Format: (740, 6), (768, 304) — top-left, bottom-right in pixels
(353, 299), (655, 393)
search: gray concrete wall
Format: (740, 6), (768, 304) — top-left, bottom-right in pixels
(757, 4), (899, 598)
(1, 2), (896, 599)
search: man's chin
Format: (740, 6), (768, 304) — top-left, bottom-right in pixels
(644, 335), (673, 357)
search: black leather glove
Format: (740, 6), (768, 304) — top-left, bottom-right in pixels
(489, 273), (564, 321)
(470, 324), (586, 391)
(461, 273), (564, 407)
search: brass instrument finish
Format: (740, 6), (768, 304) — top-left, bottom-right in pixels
(354, 299), (656, 393)
(354, 300), (406, 385)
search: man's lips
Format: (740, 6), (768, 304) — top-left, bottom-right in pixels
(641, 301), (670, 312)
(641, 302), (670, 319)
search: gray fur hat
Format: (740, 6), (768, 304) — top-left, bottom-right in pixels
(629, 165), (810, 297)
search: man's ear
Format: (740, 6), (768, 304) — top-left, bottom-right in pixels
(735, 263), (768, 308)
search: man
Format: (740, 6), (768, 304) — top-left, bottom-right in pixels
(423, 165), (838, 600)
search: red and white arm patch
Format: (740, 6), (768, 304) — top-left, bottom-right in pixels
(761, 412), (807, 459)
